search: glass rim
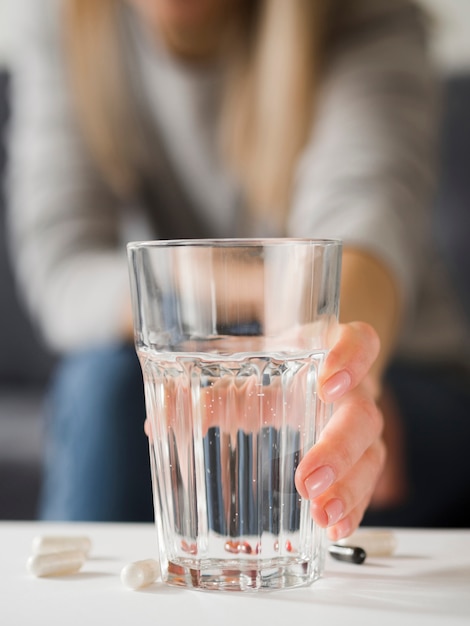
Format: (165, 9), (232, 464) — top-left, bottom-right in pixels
(127, 237), (342, 251)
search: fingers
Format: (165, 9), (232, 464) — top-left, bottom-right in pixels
(310, 438), (386, 540)
(295, 381), (385, 539)
(295, 382), (383, 497)
(320, 321), (380, 403)
(326, 493), (374, 542)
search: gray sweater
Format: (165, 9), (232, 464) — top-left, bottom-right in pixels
(7, 0), (470, 365)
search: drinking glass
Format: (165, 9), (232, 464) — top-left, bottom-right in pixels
(127, 238), (342, 591)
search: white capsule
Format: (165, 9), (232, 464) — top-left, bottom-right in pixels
(121, 559), (160, 590)
(31, 535), (92, 556)
(337, 530), (397, 556)
(27, 550), (86, 577)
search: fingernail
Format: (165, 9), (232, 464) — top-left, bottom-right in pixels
(305, 466), (335, 500)
(324, 499), (344, 526)
(322, 370), (352, 402)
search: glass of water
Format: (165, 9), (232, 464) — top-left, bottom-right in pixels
(127, 238), (342, 591)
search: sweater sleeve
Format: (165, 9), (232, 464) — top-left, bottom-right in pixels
(6, 0), (131, 353)
(288, 1), (437, 320)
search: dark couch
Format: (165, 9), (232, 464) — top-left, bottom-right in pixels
(433, 74), (470, 323)
(0, 69), (55, 519)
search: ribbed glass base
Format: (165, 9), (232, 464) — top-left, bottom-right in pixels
(164, 555), (323, 591)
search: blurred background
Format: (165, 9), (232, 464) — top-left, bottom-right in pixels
(1, 0), (470, 521)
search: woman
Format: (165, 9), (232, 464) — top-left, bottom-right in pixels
(7, 0), (470, 535)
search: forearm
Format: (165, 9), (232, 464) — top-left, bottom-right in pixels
(339, 247), (402, 389)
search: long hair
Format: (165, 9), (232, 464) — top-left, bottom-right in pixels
(63, 0), (338, 228)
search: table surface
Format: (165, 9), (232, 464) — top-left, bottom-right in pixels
(1, 522), (469, 626)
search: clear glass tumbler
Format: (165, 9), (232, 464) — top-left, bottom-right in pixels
(127, 238), (342, 591)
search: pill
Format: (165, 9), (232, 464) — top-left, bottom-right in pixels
(27, 550), (86, 577)
(224, 540), (240, 554)
(31, 535), (92, 556)
(328, 544), (366, 564)
(121, 559), (160, 590)
(180, 540), (197, 555)
(239, 541), (252, 554)
(336, 530), (397, 556)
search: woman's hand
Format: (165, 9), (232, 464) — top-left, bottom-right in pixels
(295, 321), (385, 541)
(143, 316), (386, 541)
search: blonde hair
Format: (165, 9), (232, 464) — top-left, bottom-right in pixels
(64, 0), (337, 228)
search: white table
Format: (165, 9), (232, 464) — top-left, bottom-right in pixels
(1, 522), (469, 626)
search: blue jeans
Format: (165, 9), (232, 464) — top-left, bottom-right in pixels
(39, 344), (153, 521)
(39, 345), (470, 526)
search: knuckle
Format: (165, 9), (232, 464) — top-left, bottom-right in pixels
(324, 345), (344, 372)
(333, 441), (355, 475)
(359, 393), (383, 438)
(353, 320), (380, 346)
(353, 321), (381, 362)
(366, 437), (387, 475)
(337, 480), (355, 513)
